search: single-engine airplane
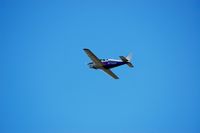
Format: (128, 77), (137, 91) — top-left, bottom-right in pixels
(83, 48), (134, 79)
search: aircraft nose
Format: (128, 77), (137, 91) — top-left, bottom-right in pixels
(88, 63), (93, 68)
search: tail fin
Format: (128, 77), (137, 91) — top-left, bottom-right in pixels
(119, 53), (134, 68)
(126, 53), (132, 62)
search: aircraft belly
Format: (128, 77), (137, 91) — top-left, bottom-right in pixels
(103, 62), (125, 69)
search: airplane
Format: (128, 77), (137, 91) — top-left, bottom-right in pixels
(83, 48), (134, 79)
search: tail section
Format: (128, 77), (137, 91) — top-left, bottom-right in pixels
(119, 53), (134, 68)
(127, 62), (134, 68)
(126, 53), (132, 62)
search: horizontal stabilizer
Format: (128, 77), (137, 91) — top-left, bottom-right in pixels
(119, 56), (128, 62)
(127, 62), (134, 68)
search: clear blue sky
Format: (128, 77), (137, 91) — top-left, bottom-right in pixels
(1, 0), (200, 133)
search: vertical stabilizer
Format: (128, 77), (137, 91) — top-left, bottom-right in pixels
(126, 53), (132, 61)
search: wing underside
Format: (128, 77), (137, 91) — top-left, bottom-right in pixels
(83, 48), (103, 67)
(102, 68), (119, 79)
(83, 48), (119, 79)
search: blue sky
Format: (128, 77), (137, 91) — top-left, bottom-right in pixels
(1, 0), (200, 133)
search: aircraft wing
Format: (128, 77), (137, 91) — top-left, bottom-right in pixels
(83, 48), (103, 67)
(83, 48), (119, 79)
(102, 68), (119, 79)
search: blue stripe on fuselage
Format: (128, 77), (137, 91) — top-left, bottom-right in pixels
(102, 61), (126, 69)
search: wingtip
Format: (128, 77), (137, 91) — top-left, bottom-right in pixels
(113, 76), (119, 79)
(83, 48), (89, 51)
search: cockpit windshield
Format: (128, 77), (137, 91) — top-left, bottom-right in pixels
(100, 59), (107, 61)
